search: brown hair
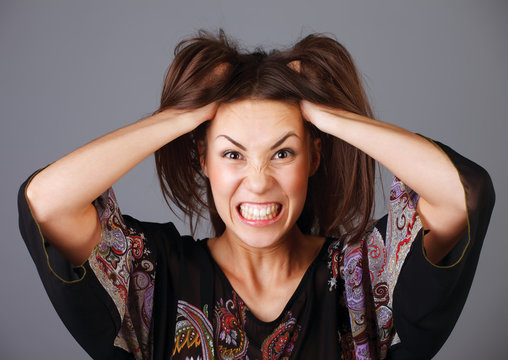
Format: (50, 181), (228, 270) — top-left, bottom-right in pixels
(154, 30), (376, 243)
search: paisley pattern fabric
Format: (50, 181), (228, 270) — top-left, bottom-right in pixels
(90, 189), (156, 359)
(173, 301), (214, 359)
(261, 312), (300, 360)
(19, 140), (494, 359)
(171, 291), (300, 359)
(83, 187), (306, 360)
(328, 176), (421, 359)
(214, 292), (249, 359)
(84, 177), (421, 360)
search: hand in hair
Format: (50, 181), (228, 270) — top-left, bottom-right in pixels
(300, 100), (467, 264)
(156, 102), (218, 137)
(299, 100), (364, 135)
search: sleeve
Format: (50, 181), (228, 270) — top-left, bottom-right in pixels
(17, 169), (162, 360)
(385, 140), (495, 359)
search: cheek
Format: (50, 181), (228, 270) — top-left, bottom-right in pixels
(208, 160), (238, 185)
(206, 160), (240, 212)
(278, 160), (310, 201)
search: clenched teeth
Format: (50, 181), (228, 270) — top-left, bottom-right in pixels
(239, 203), (281, 220)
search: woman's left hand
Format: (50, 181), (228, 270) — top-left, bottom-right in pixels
(300, 100), (361, 136)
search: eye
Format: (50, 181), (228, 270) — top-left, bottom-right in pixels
(273, 149), (294, 160)
(223, 150), (243, 160)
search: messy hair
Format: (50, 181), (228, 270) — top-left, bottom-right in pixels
(154, 30), (375, 243)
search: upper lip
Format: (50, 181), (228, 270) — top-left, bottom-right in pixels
(238, 201), (281, 205)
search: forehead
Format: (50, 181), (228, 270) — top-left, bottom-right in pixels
(208, 99), (305, 137)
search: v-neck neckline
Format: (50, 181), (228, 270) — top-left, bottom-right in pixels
(202, 236), (333, 326)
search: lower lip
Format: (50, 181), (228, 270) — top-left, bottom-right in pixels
(237, 206), (284, 227)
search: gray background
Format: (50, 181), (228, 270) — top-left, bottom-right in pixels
(1, 0), (506, 358)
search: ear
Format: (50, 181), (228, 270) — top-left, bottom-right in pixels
(310, 137), (321, 176)
(197, 140), (208, 177)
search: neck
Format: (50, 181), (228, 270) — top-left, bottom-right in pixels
(208, 226), (324, 289)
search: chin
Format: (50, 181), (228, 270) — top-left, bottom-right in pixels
(227, 222), (301, 250)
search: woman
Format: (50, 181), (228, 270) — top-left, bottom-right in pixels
(18, 31), (494, 359)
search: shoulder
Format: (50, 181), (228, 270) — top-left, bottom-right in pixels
(122, 214), (181, 244)
(121, 214), (209, 262)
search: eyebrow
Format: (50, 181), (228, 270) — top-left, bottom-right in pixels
(216, 132), (300, 151)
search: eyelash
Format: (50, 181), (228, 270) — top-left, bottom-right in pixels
(222, 150), (243, 160)
(221, 149), (295, 160)
(273, 149), (294, 159)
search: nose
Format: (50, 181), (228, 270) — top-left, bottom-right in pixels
(244, 165), (274, 194)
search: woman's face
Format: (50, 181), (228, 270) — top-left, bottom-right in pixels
(202, 99), (320, 249)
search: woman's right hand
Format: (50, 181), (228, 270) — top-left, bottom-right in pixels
(154, 102), (218, 136)
(26, 103), (217, 266)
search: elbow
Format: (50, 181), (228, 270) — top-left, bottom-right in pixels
(25, 175), (67, 225)
(479, 167), (495, 212)
(25, 177), (51, 224)
(461, 162), (495, 217)
(429, 140), (495, 219)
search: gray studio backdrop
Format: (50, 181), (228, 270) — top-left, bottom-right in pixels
(1, 0), (506, 358)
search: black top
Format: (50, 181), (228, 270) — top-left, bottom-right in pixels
(17, 140), (495, 360)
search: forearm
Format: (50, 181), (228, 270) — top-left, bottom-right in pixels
(304, 104), (465, 213)
(27, 110), (196, 221)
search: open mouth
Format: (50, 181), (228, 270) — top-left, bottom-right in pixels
(238, 203), (282, 221)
